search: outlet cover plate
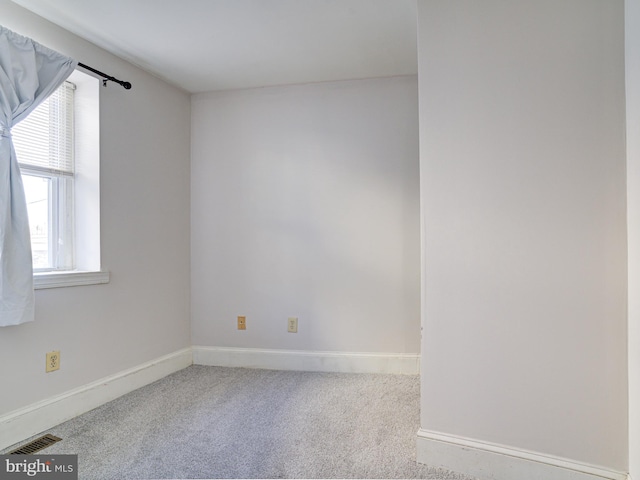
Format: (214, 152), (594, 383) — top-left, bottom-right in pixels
(288, 317), (298, 333)
(46, 351), (60, 372)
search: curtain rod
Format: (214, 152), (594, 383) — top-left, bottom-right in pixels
(77, 62), (132, 90)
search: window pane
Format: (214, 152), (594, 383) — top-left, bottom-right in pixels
(22, 175), (51, 270)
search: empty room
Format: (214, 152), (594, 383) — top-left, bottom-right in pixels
(0, 1), (638, 480)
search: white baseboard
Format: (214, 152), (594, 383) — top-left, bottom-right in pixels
(417, 429), (628, 480)
(0, 348), (193, 452)
(192, 346), (420, 374)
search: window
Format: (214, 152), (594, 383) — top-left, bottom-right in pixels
(12, 69), (108, 288)
(13, 80), (75, 272)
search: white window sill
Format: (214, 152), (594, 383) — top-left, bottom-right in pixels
(34, 270), (110, 290)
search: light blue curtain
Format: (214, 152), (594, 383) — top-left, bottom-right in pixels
(0, 25), (76, 326)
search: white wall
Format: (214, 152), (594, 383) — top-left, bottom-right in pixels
(418, 0), (627, 472)
(627, 0), (640, 477)
(191, 77), (420, 354)
(0, 1), (191, 415)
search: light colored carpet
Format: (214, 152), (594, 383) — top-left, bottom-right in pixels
(7, 366), (477, 479)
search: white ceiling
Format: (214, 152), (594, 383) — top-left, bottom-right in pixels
(11, 0), (418, 94)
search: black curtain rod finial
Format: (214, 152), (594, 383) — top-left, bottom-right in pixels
(78, 62), (132, 90)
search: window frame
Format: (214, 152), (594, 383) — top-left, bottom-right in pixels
(14, 69), (109, 289)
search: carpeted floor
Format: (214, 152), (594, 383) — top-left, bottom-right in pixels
(5, 366), (478, 479)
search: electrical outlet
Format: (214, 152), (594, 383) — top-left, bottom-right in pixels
(237, 316), (246, 330)
(288, 317), (298, 333)
(46, 351), (60, 373)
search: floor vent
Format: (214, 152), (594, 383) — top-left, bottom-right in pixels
(9, 434), (62, 454)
